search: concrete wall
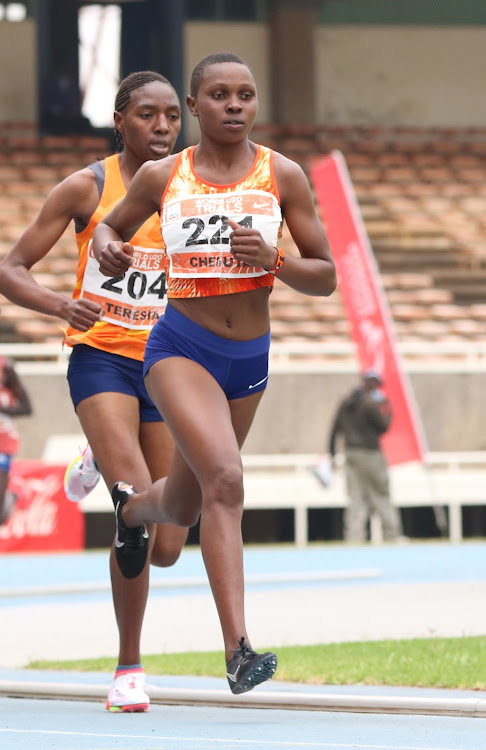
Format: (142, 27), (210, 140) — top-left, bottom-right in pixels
(314, 26), (486, 126)
(4, 20), (486, 128)
(185, 23), (486, 131)
(13, 365), (486, 461)
(0, 20), (37, 122)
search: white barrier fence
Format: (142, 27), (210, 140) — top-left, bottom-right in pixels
(3, 341), (486, 373)
(43, 435), (486, 547)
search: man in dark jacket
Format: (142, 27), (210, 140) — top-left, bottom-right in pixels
(328, 369), (403, 542)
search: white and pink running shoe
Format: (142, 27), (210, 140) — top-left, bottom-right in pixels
(106, 668), (150, 713)
(64, 444), (101, 502)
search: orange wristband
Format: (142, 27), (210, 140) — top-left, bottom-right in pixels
(268, 247), (285, 275)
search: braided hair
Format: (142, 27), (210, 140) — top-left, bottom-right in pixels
(113, 71), (173, 152)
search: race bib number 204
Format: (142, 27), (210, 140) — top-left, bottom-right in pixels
(81, 242), (167, 330)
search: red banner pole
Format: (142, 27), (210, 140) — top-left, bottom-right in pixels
(311, 150), (427, 465)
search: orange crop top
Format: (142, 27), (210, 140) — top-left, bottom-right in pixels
(64, 154), (167, 361)
(160, 144), (282, 298)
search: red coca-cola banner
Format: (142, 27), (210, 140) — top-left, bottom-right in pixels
(311, 150), (427, 465)
(0, 460), (84, 552)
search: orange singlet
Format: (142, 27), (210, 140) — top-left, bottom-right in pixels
(160, 145), (282, 298)
(64, 154), (168, 361)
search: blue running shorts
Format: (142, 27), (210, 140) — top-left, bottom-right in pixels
(0, 453), (12, 471)
(143, 304), (270, 400)
(67, 344), (162, 422)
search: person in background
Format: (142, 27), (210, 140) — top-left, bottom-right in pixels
(0, 357), (32, 524)
(93, 52), (336, 696)
(0, 71), (188, 713)
(328, 369), (404, 543)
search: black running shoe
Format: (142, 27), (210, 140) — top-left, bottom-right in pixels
(112, 482), (148, 580)
(226, 637), (278, 695)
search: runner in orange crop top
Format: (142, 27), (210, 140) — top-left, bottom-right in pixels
(93, 53), (336, 696)
(159, 143), (281, 299)
(0, 71), (189, 713)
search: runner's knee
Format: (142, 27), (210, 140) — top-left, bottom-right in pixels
(150, 526), (188, 567)
(201, 463), (244, 512)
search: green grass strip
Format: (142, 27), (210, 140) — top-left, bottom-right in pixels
(27, 636), (486, 691)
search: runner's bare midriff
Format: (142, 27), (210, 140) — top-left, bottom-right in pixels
(169, 287), (271, 340)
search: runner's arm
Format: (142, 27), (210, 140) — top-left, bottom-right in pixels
(0, 171), (104, 329)
(1, 360), (32, 417)
(93, 159), (167, 276)
(273, 154), (336, 297)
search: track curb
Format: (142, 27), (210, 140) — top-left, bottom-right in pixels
(1, 679), (486, 717)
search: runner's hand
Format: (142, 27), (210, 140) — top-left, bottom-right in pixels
(66, 298), (103, 332)
(229, 219), (276, 269)
(98, 241), (134, 277)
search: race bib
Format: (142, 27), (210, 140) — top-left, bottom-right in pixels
(81, 241), (167, 329)
(161, 189), (282, 278)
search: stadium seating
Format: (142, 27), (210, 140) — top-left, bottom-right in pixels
(0, 122), (485, 359)
(260, 124), (486, 356)
(0, 122), (109, 343)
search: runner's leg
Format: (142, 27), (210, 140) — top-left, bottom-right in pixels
(125, 356), (263, 661)
(139, 420), (189, 568)
(77, 392), (181, 665)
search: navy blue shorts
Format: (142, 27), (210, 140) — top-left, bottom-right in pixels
(67, 344), (162, 422)
(144, 304), (270, 400)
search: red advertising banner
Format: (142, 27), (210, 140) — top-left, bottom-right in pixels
(0, 460), (85, 553)
(311, 150), (427, 465)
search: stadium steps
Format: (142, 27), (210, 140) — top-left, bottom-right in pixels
(0, 123), (485, 352)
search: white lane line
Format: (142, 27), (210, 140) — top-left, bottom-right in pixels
(0, 728), (479, 750)
(0, 569), (382, 599)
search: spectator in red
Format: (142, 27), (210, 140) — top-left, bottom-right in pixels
(0, 357), (32, 524)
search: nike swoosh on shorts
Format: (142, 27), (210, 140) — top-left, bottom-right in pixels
(248, 376), (268, 390)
